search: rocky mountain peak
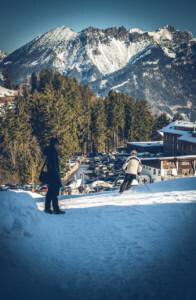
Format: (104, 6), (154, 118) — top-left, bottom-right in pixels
(0, 25), (195, 120)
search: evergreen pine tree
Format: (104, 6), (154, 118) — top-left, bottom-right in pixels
(128, 100), (155, 141)
(31, 72), (38, 94)
(172, 112), (184, 121)
(0, 96), (42, 183)
(38, 70), (54, 92)
(90, 99), (106, 153)
(153, 113), (171, 133)
(4, 70), (13, 90)
(104, 91), (126, 151)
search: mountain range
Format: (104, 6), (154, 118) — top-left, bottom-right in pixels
(0, 25), (196, 119)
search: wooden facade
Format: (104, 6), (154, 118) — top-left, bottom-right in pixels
(141, 156), (196, 181)
(163, 133), (180, 155)
(161, 122), (196, 156)
(163, 132), (196, 156)
(178, 140), (196, 156)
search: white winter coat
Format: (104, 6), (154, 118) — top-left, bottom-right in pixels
(122, 155), (142, 175)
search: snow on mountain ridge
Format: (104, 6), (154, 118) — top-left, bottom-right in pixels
(40, 25), (194, 77)
(35, 26), (78, 46)
(129, 28), (145, 34)
(1, 24), (194, 83)
(0, 24), (195, 120)
(19, 25), (153, 79)
(80, 38), (152, 76)
(148, 27), (173, 42)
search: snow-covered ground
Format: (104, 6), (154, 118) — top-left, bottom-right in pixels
(0, 86), (18, 97)
(0, 177), (196, 300)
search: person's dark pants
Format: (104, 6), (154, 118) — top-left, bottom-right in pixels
(119, 174), (136, 194)
(45, 184), (60, 211)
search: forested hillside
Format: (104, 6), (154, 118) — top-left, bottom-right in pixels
(0, 71), (171, 184)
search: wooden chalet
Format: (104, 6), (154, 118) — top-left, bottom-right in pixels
(131, 121), (196, 181)
(141, 155), (196, 182)
(159, 120), (196, 156)
(138, 121), (196, 181)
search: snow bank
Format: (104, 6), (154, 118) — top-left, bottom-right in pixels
(134, 176), (196, 193)
(0, 178), (196, 300)
(0, 191), (41, 239)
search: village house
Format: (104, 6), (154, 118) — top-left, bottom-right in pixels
(141, 155), (196, 182)
(159, 120), (196, 156)
(134, 121), (196, 182)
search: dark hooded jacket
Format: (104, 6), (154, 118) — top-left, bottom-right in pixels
(43, 145), (61, 186)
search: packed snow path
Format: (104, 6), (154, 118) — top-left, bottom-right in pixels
(0, 177), (196, 300)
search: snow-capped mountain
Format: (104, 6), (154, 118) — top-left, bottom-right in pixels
(0, 25), (196, 119)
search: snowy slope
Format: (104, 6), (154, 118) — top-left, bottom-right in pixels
(0, 177), (196, 300)
(0, 86), (17, 97)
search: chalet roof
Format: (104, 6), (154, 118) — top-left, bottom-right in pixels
(141, 155), (196, 161)
(160, 121), (196, 135)
(160, 121), (196, 144)
(127, 141), (163, 147)
(178, 132), (196, 144)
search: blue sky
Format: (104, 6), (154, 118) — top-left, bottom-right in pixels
(0, 0), (195, 53)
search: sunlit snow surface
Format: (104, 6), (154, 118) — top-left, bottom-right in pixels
(0, 86), (18, 97)
(0, 177), (196, 300)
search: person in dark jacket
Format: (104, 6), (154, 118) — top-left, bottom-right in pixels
(43, 138), (65, 214)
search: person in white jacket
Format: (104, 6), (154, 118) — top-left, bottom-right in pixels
(119, 149), (142, 194)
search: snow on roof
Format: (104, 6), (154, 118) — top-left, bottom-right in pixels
(127, 141), (163, 147)
(141, 154), (196, 161)
(159, 121), (196, 144)
(160, 121), (196, 135)
(178, 132), (196, 144)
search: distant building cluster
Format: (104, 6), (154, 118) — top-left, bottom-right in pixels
(127, 121), (196, 182)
